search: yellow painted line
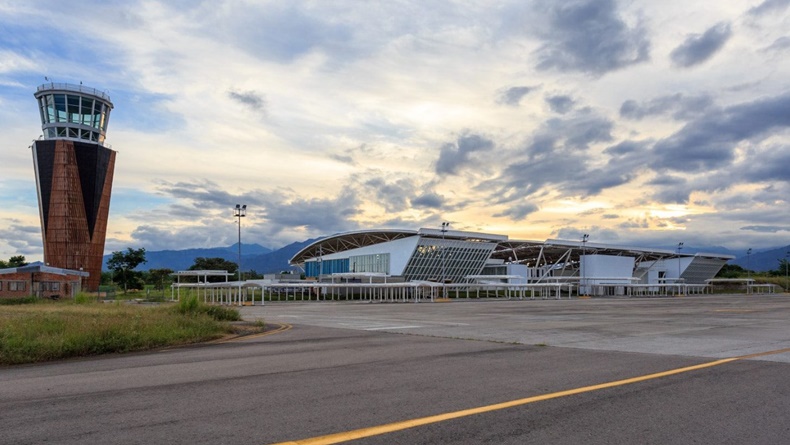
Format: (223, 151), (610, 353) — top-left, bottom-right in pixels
(236, 322), (293, 341)
(214, 323), (292, 344)
(268, 347), (790, 445)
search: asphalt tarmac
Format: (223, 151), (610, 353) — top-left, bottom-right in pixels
(1, 294), (789, 444)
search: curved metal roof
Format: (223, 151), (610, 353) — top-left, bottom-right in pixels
(289, 229), (418, 265)
(491, 239), (682, 265)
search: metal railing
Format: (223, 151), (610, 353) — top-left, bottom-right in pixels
(36, 83), (112, 102)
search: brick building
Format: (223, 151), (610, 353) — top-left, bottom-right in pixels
(0, 263), (89, 299)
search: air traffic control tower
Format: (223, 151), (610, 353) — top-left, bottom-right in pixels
(32, 83), (116, 291)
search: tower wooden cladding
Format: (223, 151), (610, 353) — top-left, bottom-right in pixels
(32, 83), (115, 291)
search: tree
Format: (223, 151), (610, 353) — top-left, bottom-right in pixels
(773, 258), (790, 277)
(716, 264), (745, 278)
(100, 271), (114, 285)
(244, 269), (264, 280)
(0, 255), (28, 269)
(148, 268), (174, 290)
(8, 255), (27, 267)
(189, 257), (238, 283)
(107, 248), (147, 292)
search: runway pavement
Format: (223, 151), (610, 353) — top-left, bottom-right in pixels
(1, 294), (788, 444)
(245, 293), (790, 362)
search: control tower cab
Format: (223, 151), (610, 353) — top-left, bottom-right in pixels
(34, 83), (113, 145)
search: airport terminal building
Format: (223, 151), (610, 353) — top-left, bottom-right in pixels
(289, 228), (733, 296)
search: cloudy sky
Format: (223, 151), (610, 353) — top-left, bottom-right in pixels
(1, 0), (789, 261)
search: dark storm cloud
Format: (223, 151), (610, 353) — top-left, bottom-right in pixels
(572, 165), (637, 196)
(748, 0), (790, 16)
(706, 197), (789, 228)
(533, 0), (650, 75)
(603, 140), (650, 157)
(545, 95), (575, 114)
(150, 179), (362, 244)
(650, 92), (790, 172)
(485, 111), (628, 204)
(435, 134), (495, 175)
(155, 179), (241, 208)
(227, 90), (266, 111)
(651, 186), (692, 204)
(619, 93), (714, 120)
(363, 177), (416, 212)
(670, 22), (732, 68)
(542, 112), (614, 150)
(497, 86), (536, 106)
(125, 188), (363, 251)
(493, 202), (539, 221)
(648, 175), (687, 187)
(740, 146), (790, 183)
(329, 153), (355, 165)
(411, 192), (444, 209)
(261, 190), (362, 234)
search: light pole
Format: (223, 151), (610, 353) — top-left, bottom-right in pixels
(234, 204), (246, 282)
(785, 250), (788, 293)
(581, 234), (589, 296)
(677, 242), (684, 281)
(441, 222), (450, 284)
(318, 245), (323, 277)
(677, 242), (684, 296)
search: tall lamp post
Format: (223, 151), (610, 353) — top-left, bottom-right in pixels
(581, 234), (589, 296)
(677, 242), (684, 296)
(234, 204), (246, 282)
(676, 242), (684, 281)
(441, 222), (450, 284)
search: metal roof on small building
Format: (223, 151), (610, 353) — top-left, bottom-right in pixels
(0, 262), (89, 277)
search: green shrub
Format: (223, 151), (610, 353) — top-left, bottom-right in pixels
(74, 293), (97, 304)
(177, 294), (200, 313)
(173, 295), (240, 321)
(204, 305), (241, 321)
(0, 296), (39, 305)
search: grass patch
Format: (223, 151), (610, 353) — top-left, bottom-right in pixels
(0, 296), (39, 305)
(0, 298), (244, 366)
(175, 295), (241, 321)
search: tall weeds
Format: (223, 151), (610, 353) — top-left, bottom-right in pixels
(0, 299), (240, 365)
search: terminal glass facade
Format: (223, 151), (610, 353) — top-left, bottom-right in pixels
(305, 258), (350, 277)
(349, 253), (390, 274)
(402, 238), (497, 282)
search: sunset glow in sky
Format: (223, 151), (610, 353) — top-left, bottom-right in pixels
(1, 0), (789, 261)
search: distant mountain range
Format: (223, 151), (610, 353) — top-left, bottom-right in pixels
(105, 239), (789, 274)
(624, 243), (789, 272)
(102, 240), (316, 274)
(728, 245), (790, 272)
